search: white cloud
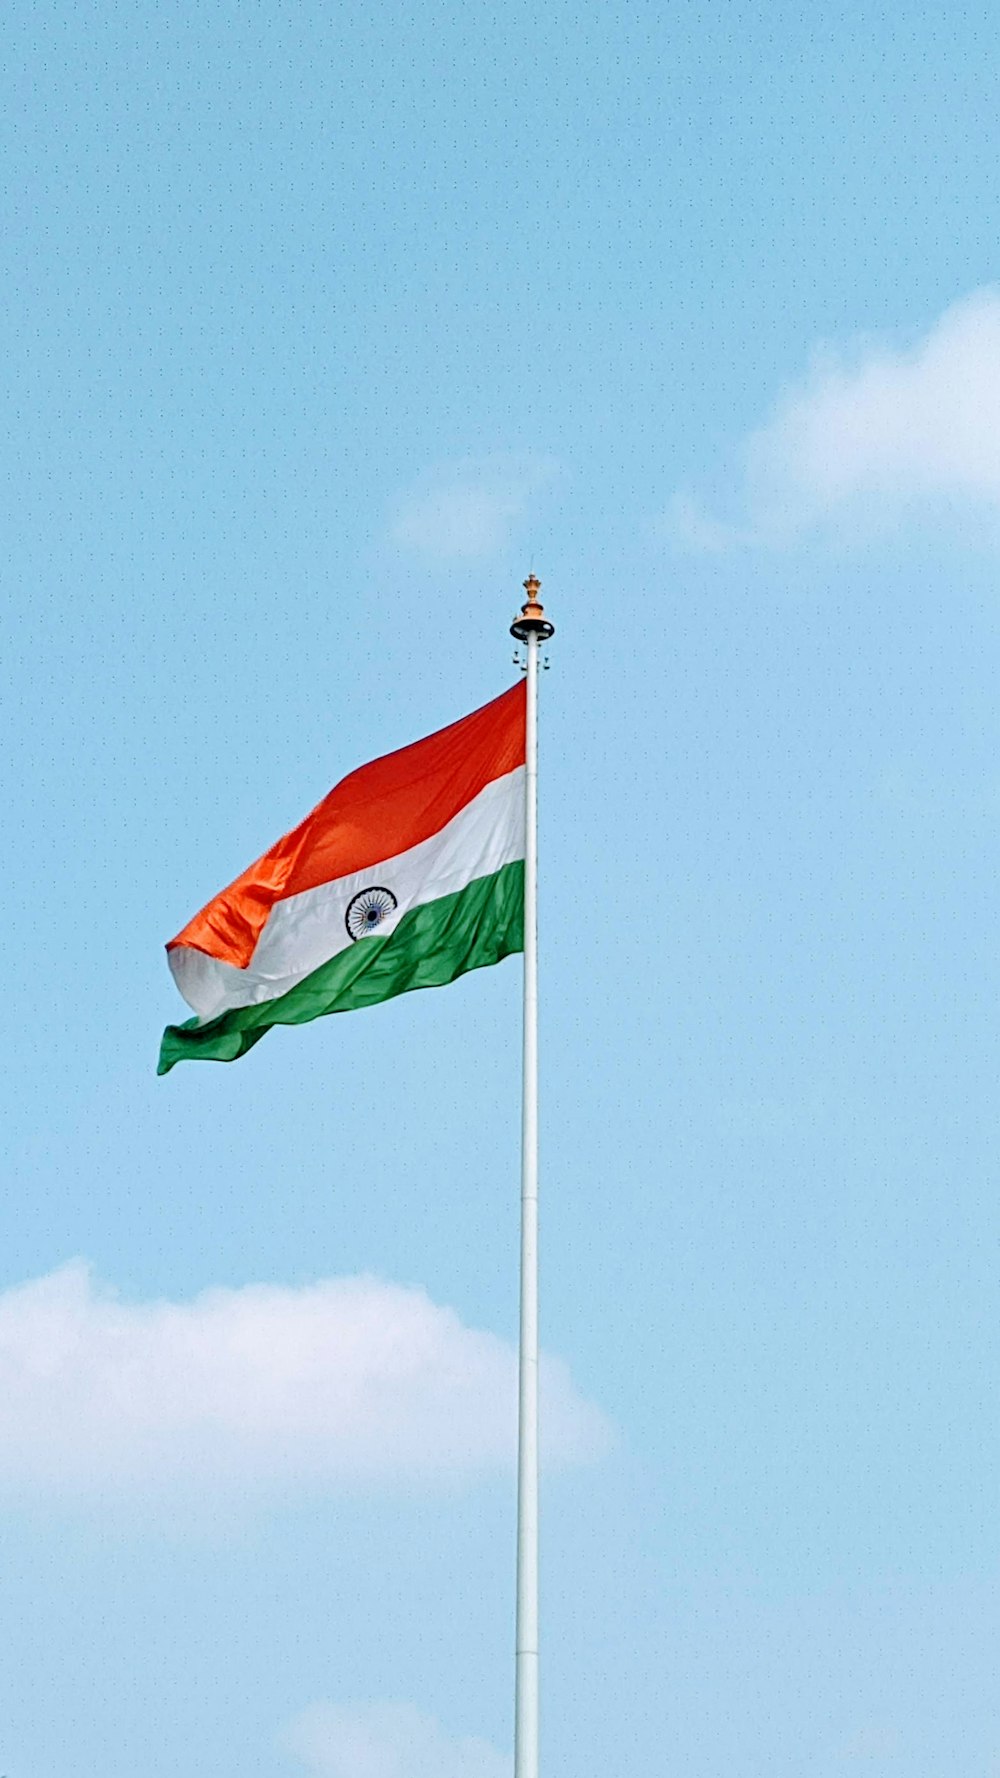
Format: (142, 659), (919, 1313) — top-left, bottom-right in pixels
(390, 456), (557, 558)
(664, 488), (750, 554)
(672, 288), (1000, 545)
(836, 1722), (902, 1760)
(282, 1701), (509, 1778)
(0, 1262), (608, 1502)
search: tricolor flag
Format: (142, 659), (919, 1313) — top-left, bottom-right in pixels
(158, 682), (526, 1073)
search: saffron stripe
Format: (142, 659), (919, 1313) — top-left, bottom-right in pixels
(170, 681), (525, 969)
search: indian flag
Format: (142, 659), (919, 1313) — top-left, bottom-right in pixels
(158, 682), (526, 1074)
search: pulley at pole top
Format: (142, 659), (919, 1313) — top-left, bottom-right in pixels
(511, 575), (555, 642)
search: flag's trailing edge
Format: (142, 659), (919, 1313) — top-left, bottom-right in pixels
(158, 682), (526, 1073)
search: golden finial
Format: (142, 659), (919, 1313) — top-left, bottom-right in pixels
(510, 573), (555, 642)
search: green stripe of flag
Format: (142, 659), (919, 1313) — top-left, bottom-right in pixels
(158, 860), (525, 1074)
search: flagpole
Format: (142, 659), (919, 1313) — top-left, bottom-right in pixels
(510, 575), (554, 1778)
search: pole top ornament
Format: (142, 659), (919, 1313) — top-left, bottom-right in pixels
(510, 574), (555, 643)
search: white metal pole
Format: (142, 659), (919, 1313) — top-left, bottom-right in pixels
(515, 623), (541, 1778)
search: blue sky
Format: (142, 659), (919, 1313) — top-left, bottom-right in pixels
(4, 1), (1000, 1773)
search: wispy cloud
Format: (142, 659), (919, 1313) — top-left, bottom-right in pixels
(670, 288), (1000, 547)
(282, 1701), (509, 1778)
(0, 1262), (608, 1503)
(835, 1722), (902, 1760)
(390, 456), (557, 559)
(664, 488), (750, 554)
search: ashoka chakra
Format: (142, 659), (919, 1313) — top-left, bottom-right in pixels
(346, 885), (398, 941)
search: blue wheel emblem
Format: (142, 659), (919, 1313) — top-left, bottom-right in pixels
(346, 886), (398, 941)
